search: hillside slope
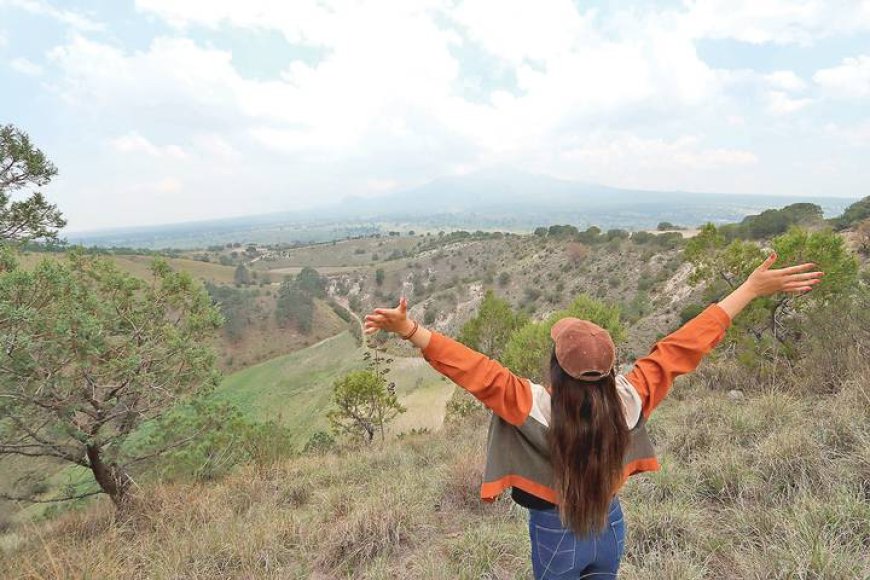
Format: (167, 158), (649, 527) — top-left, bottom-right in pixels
(215, 331), (452, 446)
(1, 358), (866, 578)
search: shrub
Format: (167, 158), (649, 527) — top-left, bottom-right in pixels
(833, 195), (870, 229)
(631, 231), (655, 244)
(457, 290), (527, 360)
(304, 431), (336, 455)
(565, 242), (589, 265)
(523, 287), (541, 302)
(444, 389), (485, 422)
(423, 304), (437, 325)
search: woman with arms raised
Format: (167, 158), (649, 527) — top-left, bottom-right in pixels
(364, 253), (822, 579)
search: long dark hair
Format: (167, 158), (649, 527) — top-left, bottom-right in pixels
(548, 350), (629, 535)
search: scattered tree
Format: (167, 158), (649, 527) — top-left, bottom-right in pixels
(275, 280), (315, 333)
(686, 224), (858, 354)
(576, 226), (603, 244)
(565, 242), (589, 266)
(458, 290), (527, 360)
(855, 219), (870, 255)
(0, 124), (66, 244)
(205, 283), (256, 342)
(0, 253), (222, 507)
(135, 398), (294, 482)
(295, 266), (325, 297)
(327, 345), (405, 443)
(605, 229), (629, 241)
(234, 264), (251, 286)
(833, 196), (870, 230)
(547, 224), (579, 238)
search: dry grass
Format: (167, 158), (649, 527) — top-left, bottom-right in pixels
(1, 359), (868, 579)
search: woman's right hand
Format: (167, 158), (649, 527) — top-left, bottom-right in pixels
(718, 252), (824, 320)
(364, 296), (415, 336)
(743, 252), (824, 297)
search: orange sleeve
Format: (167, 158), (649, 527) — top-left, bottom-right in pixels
(626, 304), (731, 418)
(422, 332), (533, 426)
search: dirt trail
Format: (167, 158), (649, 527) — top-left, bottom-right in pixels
(331, 295), (364, 336)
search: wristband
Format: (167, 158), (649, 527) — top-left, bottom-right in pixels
(401, 320), (419, 341)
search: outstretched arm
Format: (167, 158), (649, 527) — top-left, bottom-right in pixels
(627, 253), (823, 417)
(364, 298), (533, 426)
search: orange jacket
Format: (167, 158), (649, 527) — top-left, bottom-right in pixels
(422, 304), (732, 504)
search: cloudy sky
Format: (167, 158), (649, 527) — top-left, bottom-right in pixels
(1, 0), (869, 232)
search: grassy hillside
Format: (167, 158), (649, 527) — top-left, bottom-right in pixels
(2, 215), (866, 577)
(16, 252), (239, 285)
(215, 331), (452, 446)
(318, 231), (696, 359)
(1, 354), (866, 578)
(213, 298), (349, 372)
(0, 331), (451, 526)
(256, 236), (422, 270)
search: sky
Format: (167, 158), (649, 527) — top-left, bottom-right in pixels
(1, 0), (868, 233)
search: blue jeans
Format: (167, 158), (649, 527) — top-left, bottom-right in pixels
(528, 497), (625, 579)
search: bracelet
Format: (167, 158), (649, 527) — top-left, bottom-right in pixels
(400, 320), (419, 341)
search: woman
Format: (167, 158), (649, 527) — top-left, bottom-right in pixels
(363, 253), (822, 578)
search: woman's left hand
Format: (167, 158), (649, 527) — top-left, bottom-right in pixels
(364, 297), (414, 336)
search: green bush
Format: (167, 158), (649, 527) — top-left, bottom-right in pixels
(304, 431), (336, 454)
(457, 290), (527, 360)
(137, 399), (295, 482)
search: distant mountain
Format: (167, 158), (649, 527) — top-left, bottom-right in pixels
(67, 169), (859, 248)
(335, 168), (851, 219)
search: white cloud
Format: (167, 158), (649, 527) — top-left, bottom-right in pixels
(450, 0), (592, 65)
(560, 134), (757, 170)
(9, 56), (43, 76)
(110, 132), (187, 159)
(766, 91), (813, 114)
(682, 0), (870, 45)
(553, 133), (758, 193)
(765, 70), (807, 92)
(824, 121), (870, 147)
(28, 0), (870, 229)
(134, 0), (444, 48)
(813, 55), (870, 99)
(47, 36), (240, 112)
(1, 0), (103, 32)
(153, 177), (182, 193)
(189, 133), (241, 164)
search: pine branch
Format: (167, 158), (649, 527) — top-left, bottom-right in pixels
(0, 489), (103, 504)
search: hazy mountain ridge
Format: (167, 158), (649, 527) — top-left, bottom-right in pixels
(68, 170), (858, 249)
